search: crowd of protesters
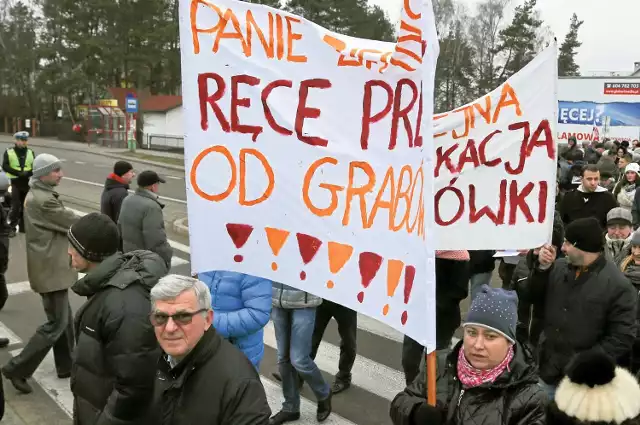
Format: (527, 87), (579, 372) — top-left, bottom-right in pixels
(0, 129), (640, 425)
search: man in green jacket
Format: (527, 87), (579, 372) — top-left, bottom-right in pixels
(2, 153), (78, 394)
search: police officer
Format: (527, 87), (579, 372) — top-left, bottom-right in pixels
(2, 131), (34, 237)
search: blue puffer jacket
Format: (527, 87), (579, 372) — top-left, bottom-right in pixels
(200, 271), (272, 369)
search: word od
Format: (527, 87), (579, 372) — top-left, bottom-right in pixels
(190, 146), (274, 206)
(190, 0), (307, 63)
(190, 145), (426, 237)
(198, 72), (331, 146)
(434, 83), (522, 140)
(361, 79), (424, 151)
(303, 157), (425, 237)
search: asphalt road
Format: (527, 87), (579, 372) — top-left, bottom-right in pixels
(0, 139), (504, 424)
(0, 140), (189, 245)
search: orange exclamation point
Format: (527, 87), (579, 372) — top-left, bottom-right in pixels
(265, 227), (290, 271)
(383, 259), (404, 316)
(326, 242), (353, 289)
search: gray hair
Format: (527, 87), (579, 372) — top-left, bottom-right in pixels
(150, 274), (211, 310)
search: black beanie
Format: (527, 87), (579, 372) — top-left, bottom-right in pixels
(68, 213), (120, 262)
(565, 217), (604, 254)
(113, 161), (133, 177)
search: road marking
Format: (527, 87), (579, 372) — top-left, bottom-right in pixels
(10, 350), (73, 417)
(74, 161), (86, 165)
(8, 257), (190, 296)
(63, 176), (187, 204)
(164, 175), (183, 180)
(263, 378), (356, 424)
(0, 322), (22, 345)
(264, 321), (404, 401)
(356, 314), (403, 343)
(66, 207), (191, 255)
(8, 339), (356, 424)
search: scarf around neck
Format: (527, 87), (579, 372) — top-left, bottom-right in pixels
(457, 345), (514, 388)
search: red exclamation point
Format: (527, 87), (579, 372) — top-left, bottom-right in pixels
(357, 252), (382, 303)
(401, 265), (416, 325)
(226, 223), (254, 262)
(296, 233), (323, 280)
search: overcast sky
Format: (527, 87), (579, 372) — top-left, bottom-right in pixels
(371, 0), (639, 75)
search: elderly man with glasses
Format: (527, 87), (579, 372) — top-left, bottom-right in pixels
(147, 274), (271, 425)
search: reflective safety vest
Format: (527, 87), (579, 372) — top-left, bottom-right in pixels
(5, 148), (34, 179)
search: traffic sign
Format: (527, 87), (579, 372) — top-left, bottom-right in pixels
(125, 94), (138, 113)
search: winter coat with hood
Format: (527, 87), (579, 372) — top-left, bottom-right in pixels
(24, 178), (78, 293)
(118, 188), (173, 268)
(389, 341), (547, 425)
(100, 174), (129, 223)
(559, 184), (618, 229)
(522, 253), (637, 386)
(199, 271), (272, 369)
(613, 169), (638, 212)
(71, 250), (168, 425)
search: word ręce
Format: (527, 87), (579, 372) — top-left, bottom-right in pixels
(198, 72), (424, 151)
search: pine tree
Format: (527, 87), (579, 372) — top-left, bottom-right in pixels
(242, 0), (282, 8)
(494, 0), (543, 82)
(557, 13), (583, 76)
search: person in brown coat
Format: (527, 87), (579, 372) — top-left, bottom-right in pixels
(1, 153), (78, 394)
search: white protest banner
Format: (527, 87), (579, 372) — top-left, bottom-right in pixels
(180, 0), (439, 347)
(433, 44), (558, 250)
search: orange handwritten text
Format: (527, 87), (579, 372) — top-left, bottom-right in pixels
(437, 83), (522, 140)
(190, 145), (275, 206)
(190, 0), (307, 62)
(302, 157), (425, 237)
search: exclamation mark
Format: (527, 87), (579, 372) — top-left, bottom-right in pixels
(265, 227), (290, 271)
(296, 233), (323, 280)
(357, 252), (382, 303)
(383, 259), (404, 315)
(326, 242), (354, 289)
(401, 265), (416, 325)
(226, 223), (254, 262)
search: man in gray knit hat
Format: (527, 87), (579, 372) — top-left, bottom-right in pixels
(2, 153), (78, 394)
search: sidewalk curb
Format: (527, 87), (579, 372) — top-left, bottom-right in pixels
(173, 217), (189, 236)
(3, 137), (186, 172)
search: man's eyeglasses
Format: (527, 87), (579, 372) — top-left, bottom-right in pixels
(150, 309), (208, 327)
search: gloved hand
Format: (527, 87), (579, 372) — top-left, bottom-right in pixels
(410, 402), (445, 425)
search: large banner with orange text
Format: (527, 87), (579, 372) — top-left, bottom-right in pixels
(433, 45), (558, 250)
(180, 0), (439, 347)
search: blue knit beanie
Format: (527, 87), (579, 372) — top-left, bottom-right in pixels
(465, 285), (518, 343)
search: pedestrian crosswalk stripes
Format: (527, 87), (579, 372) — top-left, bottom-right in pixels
(263, 321), (406, 401)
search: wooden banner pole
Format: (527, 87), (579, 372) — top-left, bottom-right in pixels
(426, 351), (437, 406)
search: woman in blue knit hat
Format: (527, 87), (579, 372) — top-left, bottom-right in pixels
(390, 285), (546, 425)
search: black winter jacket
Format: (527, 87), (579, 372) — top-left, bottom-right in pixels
(468, 251), (496, 275)
(390, 341), (546, 425)
(100, 177), (129, 223)
(71, 251), (168, 425)
(436, 258), (469, 347)
(559, 185), (617, 228)
(149, 327), (271, 425)
(523, 254), (637, 385)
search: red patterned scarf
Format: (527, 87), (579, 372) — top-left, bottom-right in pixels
(435, 250), (470, 261)
(456, 345), (514, 388)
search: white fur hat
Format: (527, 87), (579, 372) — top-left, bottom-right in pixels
(547, 351), (640, 425)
